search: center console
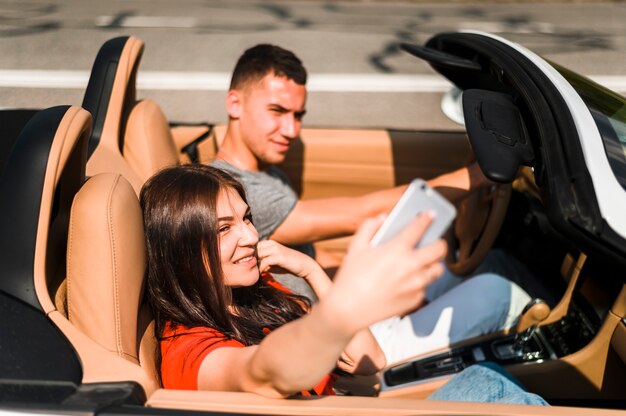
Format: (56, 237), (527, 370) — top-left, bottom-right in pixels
(380, 302), (599, 392)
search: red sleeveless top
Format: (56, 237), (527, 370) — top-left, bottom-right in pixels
(160, 274), (336, 395)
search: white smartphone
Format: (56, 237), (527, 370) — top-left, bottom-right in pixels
(370, 178), (456, 248)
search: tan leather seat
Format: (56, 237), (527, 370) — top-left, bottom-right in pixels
(66, 172), (159, 388)
(84, 36), (146, 194)
(83, 36), (214, 192)
(123, 99), (179, 183)
(9, 105), (160, 396)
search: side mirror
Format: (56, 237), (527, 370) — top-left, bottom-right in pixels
(463, 89), (534, 183)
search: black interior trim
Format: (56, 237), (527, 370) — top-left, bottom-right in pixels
(169, 122), (214, 164)
(0, 106), (69, 310)
(0, 106), (85, 401)
(400, 42), (482, 72)
(0, 109), (39, 175)
(463, 89), (534, 182)
(0, 291), (81, 399)
(82, 36), (129, 157)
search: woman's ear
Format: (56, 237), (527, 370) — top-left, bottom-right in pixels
(226, 90), (243, 119)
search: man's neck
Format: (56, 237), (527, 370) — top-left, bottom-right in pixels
(219, 128), (260, 172)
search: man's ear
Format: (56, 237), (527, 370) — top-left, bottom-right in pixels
(226, 90), (243, 119)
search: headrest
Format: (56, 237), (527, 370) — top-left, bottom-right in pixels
(83, 36), (144, 157)
(85, 36), (145, 194)
(67, 173), (146, 363)
(123, 99), (179, 183)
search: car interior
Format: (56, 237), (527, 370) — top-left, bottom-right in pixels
(2, 34), (626, 415)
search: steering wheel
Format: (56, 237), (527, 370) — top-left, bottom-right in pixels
(445, 184), (511, 276)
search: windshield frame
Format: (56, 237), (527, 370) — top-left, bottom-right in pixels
(555, 64), (626, 191)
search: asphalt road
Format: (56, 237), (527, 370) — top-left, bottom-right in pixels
(1, 0), (625, 130)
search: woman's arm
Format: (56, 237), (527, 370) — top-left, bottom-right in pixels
(197, 214), (446, 397)
(197, 299), (356, 397)
(257, 240), (386, 374)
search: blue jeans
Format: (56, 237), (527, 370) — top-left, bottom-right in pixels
(370, 272), (530, 365)
(428, 363), (548, 405)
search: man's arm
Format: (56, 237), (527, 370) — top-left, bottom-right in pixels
(271, 186), (406, 245)
(271, 163), (489, 245)
(429, 161), (489, 202)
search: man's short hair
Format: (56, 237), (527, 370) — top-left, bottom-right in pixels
(229, 44), (307, 90)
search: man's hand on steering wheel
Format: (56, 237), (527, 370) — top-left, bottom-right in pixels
(445, 183), (511, 276)
(444, 161), (512, 276)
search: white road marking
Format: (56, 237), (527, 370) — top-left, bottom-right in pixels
(93, 15), (556, 35)
(0, 70), (625, 93)
(95, 15), (196, 28)
(0, 70), (89, 88)
(458, 21), (555, 34)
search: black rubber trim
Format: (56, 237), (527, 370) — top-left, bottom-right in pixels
(82, 37), (129, 157)
(0, 380), (77, 406)
(0, 106), (70, 309)
(0, 291), (82, 398)
(400, 42), (482, 71)
(0, 106), (84, 398)
(2, 403), (247, 416)
(0, 382), (145, 413)
(0, 109), (39, 175)
(60, 382), (147, 409)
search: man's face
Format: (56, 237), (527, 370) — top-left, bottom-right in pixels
(237, 74), (307, 166)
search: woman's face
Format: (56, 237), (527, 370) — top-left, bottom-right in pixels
(216, 187), (260, 287)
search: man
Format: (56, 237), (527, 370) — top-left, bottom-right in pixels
(211, 44), (533, 366)
(213, 44), (490, 268)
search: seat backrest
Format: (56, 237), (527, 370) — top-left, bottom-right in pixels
(83, 36), (186, 192)
(83, 36), (142, 158)
(66, 172), (147, 363)
(83, 36), (227, 201)
(83, 36), (225, 193)
(0, 103), (159, 400)
(83, 36), (145, 193)
(123, 99), (179, 183)
(64, 171), (159, 392)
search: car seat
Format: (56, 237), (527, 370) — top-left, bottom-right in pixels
(82, 36), (145, 193)
(21, 105), (159, 397)
(0, 106), (91, 395)
(82, 36), (215, 192)
(65, 172), (159, 391)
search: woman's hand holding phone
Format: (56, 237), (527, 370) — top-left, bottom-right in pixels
(322, 212), (447, 334)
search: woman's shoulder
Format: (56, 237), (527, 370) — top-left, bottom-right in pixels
(161, 321), (245, 355)
(160, 321), (245, 390)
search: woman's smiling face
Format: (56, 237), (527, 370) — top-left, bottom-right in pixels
(216, 187), (260, 287)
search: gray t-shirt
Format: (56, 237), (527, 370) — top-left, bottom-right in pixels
(211, 160), (297, 240)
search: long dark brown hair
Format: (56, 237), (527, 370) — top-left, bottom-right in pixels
(140, 165), (309, 363)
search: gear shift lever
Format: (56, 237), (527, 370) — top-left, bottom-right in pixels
(513, 299), (550, 350)
(517, 299), (551, 333)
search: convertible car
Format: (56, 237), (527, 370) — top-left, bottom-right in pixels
(1, 31), (625, 415)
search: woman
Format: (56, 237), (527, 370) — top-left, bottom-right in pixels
(141, 164), (546, 404)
